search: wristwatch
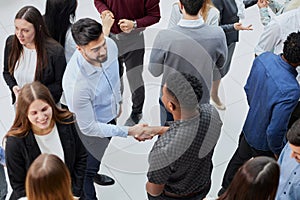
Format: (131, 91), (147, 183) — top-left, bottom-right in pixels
(133, 20), (137, 29)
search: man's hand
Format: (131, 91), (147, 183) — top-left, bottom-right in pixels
(101, 10), (114, 18)
(128, 124), (169, 141)
(118, 19), (135, 33)
(234, 23), (253, 31)
(101, 10), (115, 36)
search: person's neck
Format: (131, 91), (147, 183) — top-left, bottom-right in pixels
(32, 120), (55, 136)
(24, 43), (35, 49)
(173, 108), (199, 121)
(182, 14), (199, 21)
(281, 55), (299, 68)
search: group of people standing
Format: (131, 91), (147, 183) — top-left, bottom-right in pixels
(0, 0), (300, 200)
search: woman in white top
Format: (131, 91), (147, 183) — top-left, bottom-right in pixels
(5, 81), (86, 200)
(3, 6), (66, 105)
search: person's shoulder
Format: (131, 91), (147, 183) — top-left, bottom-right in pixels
(45, 38), (64, 53)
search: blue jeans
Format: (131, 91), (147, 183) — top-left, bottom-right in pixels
(0, 165), (7, 200)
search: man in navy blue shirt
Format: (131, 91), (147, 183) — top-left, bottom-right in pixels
(218, 31), (300, 196)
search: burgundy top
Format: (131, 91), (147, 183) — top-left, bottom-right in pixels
(94, 0), (161, 34)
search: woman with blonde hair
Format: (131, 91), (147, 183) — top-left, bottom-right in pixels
(5, 81), (86, 200)
(26, 154), (73, 200)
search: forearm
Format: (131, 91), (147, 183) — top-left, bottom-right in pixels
(94, 0), (109, 14)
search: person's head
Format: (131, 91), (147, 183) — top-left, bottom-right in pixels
(14, 6), (49, 47)
(7, 82), (72, 137)
(72, 18), (107, 65)
(283, 31), (300, 66)
(287, 119), (300, 163)
(9, 6), (50, 79)
(26, 154), (73, 200)
(162, 72), (203, 115)
(44, 0), (77, 46)
(218, 156), (280, 200)
(179, 0), (204, 16)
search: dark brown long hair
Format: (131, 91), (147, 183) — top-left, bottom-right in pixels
(26, 154), (74, 200)
(8, 6), (50, 80)
(218, 156), (280, 200)
(6, 81), (73, 137)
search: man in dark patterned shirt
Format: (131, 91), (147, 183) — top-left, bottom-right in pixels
(146, 73), (223, 199)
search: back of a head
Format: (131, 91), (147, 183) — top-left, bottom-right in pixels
(283, 31), (300, 65)
(71, 18), (103, 46)
(26, 154), (73, 200)
(218, 156), (280, 200)
(287, 119), (300, 146)
(179, 0), (204, 15)
(165, 72), (203, 111)
(44, 0), (77, 46)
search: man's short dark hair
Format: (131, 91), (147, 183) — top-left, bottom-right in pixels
(179, 0), (204, 16)
(283, 31), (300, 64)
(165, 72), (203, 110)
(287, 119), (300, 146)
(71, 18), (103, 46)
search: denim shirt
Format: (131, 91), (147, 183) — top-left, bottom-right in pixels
(243, 52), (300, 155)
(276, 143), (300, 200)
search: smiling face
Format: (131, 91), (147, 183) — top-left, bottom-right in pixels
(27, 99), (53, 135)
(289, 143), (300, 163)
(14, 18), (35, 47)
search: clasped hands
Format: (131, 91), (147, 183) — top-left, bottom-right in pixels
(101, 10), (135, 34)
(128, 124), (169, 142)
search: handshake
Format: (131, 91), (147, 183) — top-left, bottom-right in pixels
(128, 124), (169, 142)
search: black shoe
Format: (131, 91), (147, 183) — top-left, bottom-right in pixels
(124, 113), (143, 126)
(93, 174), (115, 186)
(218, 187), (226, 196)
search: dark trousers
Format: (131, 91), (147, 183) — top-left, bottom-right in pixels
(288, 101), (300, 128)
(83, 120), (115, 200)
(111, 32), (145, 114)
(220, 133), (275, 192)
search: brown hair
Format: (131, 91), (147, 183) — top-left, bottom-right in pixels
(218, 156), (280, 200)
(200, 0), (216, 22)
(6, 81), (73, 137)
(8, 6), (50, 80)
(26, 154), (73, 200)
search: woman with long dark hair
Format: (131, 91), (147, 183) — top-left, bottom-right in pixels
(3, 6), (66, 105)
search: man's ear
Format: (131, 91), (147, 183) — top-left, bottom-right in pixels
(178, 1), (184, 12)
(168, 101), (176, 112)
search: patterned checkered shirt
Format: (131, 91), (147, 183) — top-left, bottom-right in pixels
(147, 104), (222, 195)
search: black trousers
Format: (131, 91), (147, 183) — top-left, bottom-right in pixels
(220, 133), (275, 192)
(110, 32), (145, 114)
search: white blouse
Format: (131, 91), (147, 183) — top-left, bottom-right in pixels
(34, 125), (65, 162)
(14, 46), (37, 88)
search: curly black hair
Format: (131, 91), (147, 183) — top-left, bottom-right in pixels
(283, 31), (300, 64)
(165, 72), (203, 110)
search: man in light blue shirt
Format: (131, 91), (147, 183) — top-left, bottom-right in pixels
(63, 18), (166, 200)
(276, 119), (300, 200)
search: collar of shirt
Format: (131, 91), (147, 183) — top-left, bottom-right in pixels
(77, 51), (102, 76)
(177, 18), (204, 28)
(278, 54), (298, 77)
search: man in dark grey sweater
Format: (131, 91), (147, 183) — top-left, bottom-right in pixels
(149, 0), (227, 125)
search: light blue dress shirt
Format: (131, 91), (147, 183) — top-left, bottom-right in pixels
(276, 143), (300, 200)
(63, 37), (128, 138)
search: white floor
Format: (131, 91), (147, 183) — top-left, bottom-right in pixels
(0, 0), (266, 199)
